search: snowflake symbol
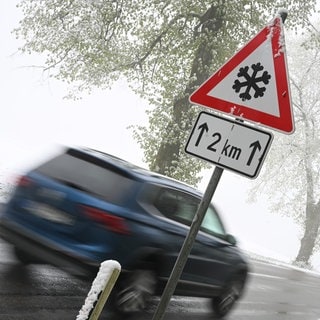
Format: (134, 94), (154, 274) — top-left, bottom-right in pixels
(232, 62), (271, 101)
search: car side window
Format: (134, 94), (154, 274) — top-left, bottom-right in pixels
(153, 188), (226, 237)
(154, 189), (198, 226)
(201, 205), (226, 236)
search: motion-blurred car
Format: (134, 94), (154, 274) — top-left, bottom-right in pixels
(0, 146), (249, 318)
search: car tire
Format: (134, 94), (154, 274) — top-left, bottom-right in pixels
(112, 268), (157, 314)
(13, 247), (36, 265)
(211, 277), (245, 318)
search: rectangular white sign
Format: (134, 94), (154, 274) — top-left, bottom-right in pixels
(185, 112), (273, 178)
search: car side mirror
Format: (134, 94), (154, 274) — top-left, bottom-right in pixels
(225, 234), (237, 246)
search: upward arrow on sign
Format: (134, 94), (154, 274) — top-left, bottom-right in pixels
(189, 14), (294, 134)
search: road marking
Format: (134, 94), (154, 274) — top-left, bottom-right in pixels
(249, 272), (286, 280)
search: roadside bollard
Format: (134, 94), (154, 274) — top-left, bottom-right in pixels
(76, 260), (121, 320)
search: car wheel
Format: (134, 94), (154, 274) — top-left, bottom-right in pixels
(211, 277), (244, 318)
(113, 269), (157, 314)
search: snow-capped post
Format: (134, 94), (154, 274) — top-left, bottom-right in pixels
(76, 260), (121, 320)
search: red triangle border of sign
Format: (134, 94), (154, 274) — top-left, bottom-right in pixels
(189, 17), (294, 134)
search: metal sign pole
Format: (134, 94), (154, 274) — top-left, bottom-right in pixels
(152, 166), (224, 320)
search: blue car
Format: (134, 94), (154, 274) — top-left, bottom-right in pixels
(0, 146), (249, 318)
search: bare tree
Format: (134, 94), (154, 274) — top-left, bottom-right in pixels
(249, 28), (320, 267)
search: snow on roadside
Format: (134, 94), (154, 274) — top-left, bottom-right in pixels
(237, 240), (320, 275)
(245, 249), (320, 277)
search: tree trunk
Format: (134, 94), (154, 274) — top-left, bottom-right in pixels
(151, 4), (224, 176)
(295, 201), (320, 265)
(295, 117), (320, 266)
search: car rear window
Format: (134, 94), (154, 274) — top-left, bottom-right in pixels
(35, 152), (136, 205)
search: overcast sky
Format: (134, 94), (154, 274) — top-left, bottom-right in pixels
(1, 1), (315, 269)
(0, 1), (150, 173)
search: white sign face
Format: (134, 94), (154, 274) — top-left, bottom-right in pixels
(185, 112), (273, 179)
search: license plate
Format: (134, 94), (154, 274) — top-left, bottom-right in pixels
(26, 201), (74, 225)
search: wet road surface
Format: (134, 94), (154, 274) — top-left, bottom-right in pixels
(1, 239), (320, 320)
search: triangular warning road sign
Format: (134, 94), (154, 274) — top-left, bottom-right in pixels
(189, 15), (294, 134)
